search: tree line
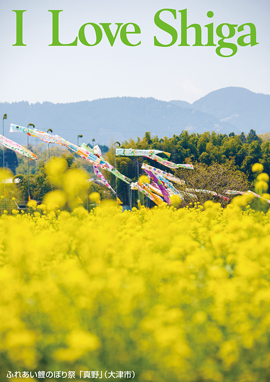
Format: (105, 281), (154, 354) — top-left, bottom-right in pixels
(113, 129), (269, 178)
(105, 129), (270, 205)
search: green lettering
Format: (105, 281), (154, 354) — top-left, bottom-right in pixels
(216, 23), (238, 58)
(78, 23), (102, 46)
(13, 10), (27, 46)
(120, 23), (141, 46)
(205, 11), (216, 46)
(237, 23), (259, 47)
(179, 9), (203, 46)
(48, 10), (78, 46)
(154, 9), (177, 47)
(100, 23), (123, 46)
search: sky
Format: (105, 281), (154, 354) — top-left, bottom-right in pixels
(0, 0), (269, 104)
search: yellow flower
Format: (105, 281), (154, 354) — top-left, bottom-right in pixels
(169, 194), (182, 208)
(43, 190), (66, 211)
(138, 175), (150, 185)
(27, 200), (37, 210)
(255, 180), (268, 194)
(252, 163), (263, 173)
(89, 192), (101, 203)
(45, 157), (67, 187)
(257, 173), (269, 182)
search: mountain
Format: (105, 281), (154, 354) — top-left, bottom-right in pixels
(191, 87), (270, 134)
(0, 87), (269, 146)
(168, 100), (192, 109)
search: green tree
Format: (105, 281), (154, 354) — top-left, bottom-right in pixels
(246, 129), (262, 144)
(175, 161), (249, 207)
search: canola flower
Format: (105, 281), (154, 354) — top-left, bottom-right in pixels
(0, 163), (270, 381)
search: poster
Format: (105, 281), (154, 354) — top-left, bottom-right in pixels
(0, 1), (270, 381)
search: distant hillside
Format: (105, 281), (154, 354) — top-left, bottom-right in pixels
(192, 87), (270, 134)
(168, 100), (192, 109)
(0, 87), (269, 146)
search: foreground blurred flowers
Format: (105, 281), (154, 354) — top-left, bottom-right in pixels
(0, 163), (270, 381)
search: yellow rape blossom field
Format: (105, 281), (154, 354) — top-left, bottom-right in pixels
(1, 162), (270, 381)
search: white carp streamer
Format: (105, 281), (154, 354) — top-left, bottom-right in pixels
(116, 148), (193, 170)
(0, 134), (37, 160)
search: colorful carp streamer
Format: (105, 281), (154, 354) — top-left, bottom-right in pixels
(56, 140), (131, 184)
(143, 169), (171, 204)
(141, 163), (185, 185)
(87, 178), (110, 188)
(186, 188), (230, 201)
(80, 143), (130, 185)
(10, 124), (131, 184)
(131, 182), (164, 206)
(93, 165), (116, 194)
(116, 148), (171, 157)
(116, 148), (193, 170)
(93, 145), (102, 156)
(225, 190), (270, 204)
(225, 190), (243, 196)
(140, 163), (188, 204)
(10, 124), (55, 144)
(149, 155), (194, 170)
(0, 134), (37, 160)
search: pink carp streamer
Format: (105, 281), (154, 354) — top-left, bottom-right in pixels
(0, 134), (37, 160)
(143, 168), (171, 204)
(142, 163), (185, 185)
(93, 165), (116, 194)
